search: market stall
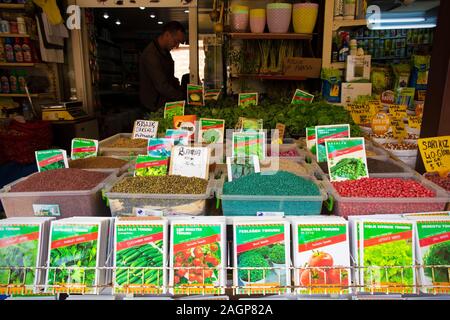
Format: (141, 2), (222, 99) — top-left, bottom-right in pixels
(0, 0), (449, 302)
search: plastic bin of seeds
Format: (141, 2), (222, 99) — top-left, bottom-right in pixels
(322, 172), (449, 218)
(266, 144), (305, 160)
(68, 156), (132, 176)
(216, 171), (327, 216)
(98, 133), (148, 157)
(0, 168), (117, 218)
(104, 173), (215, 216)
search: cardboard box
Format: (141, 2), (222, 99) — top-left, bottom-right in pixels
(346, 55), (371, 82)
(283, 58), (322, 78)
(340, 82), (372, 106)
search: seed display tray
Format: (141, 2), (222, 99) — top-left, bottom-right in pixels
(217, 175), (327, 216)
(322, 173), (450, 218)
(104, 173), (215, 216)
(0, 171), (118, 218)
(98, 133), (147, 157)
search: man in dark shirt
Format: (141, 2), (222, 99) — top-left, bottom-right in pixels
(139, 21), (186, 112)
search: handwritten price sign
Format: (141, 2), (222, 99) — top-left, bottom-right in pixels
(418, 136), (450, 175)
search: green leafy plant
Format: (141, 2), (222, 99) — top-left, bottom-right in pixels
(423, 242), (450, 283)
(238, 252), (270, 282)
(0, 241), (37, 286)
(363, 240), (414, 286)
(330, 158), (367, 180)
(268, 244), (285, 264)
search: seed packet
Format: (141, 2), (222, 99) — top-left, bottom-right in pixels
(164, 101), (185, 120)
(165, 129), (190, 146)
(35, 149), (69, 172)
(71, 138), (98, 160)
(169, 217), (226, 295)
(232, 131), (266, 160)
(134, 155), (168, 177)
(113, 217), (168, 295)
(306, 127), (316, 154)
(291, 216), (351, 294)
(238, 93), (258, 107)
(187, 84), (204, 106)
(204, 88), (221, 101)
(0, 217), (54, 295)
(198, 118), (225, 144)
(325, 138), (369, 182)
(359, 219), (416, 294)
(173, 115), (196, 141)
(147, 138), (174, 158)
(291, 89), (314, 104)
(226, 155), (260, 182)
(315, 124), (350, 163)
(45, 217), (111, 294)
(233, 218), (291, 294)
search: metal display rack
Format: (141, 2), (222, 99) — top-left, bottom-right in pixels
(1, 265), (449, 300)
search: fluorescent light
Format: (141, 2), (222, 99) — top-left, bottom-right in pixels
(115, 19), (121, 25)
(139, 7), (145, 10)
(103, 12), (109, 19)
(158, 21), (163, 25)
(368, 23), (436, 30)
(368, 17), (426, 23)
(184, 10), (189, 13)
(150, 14), (156, 18)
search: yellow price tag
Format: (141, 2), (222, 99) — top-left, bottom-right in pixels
(408, 116), (422, 129)
(368, 100), (383, 115)
(388, 104), (407, 120)
(371, 112), (390, 135)
(349, 103), (371, 125)
(418, 136), (450, 175)
(390, 119), (408, 140)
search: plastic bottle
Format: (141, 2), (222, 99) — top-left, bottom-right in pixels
(339, 33), (349, 62)
(4, 38), (14, 62)
(13, 37), (23, 62)
(21, 37), (32, 62)
(0, 39), (5, 62)
(17, 70), (27, 93)
(1, 72), (10, 94)
(9, 69), (18, 93)
(17, 17), (27, 35)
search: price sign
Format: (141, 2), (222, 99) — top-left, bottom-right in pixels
(371, 112), (390, 135)
(418, 136), (450, 175)
(132, 120), (158, 139)
(388, 104), (407, 120)
(368, 100), (383, 115)
(348, 103), (372, 125)
(169, 146), (210, 179)
(408, 116), (422, 130)
(390, 119), (408, 140)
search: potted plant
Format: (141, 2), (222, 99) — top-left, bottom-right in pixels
(267, 1), (293, 33)
(293, 1), (319, 34)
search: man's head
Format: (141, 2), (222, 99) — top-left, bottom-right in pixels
(158, 21), (186, 51)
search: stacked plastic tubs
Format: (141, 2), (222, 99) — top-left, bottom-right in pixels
(98, 133), (147, 158)
(0, 171), (117, 218)
(104, 173), (215, 216)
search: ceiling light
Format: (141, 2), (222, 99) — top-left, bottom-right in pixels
(158, 21), (163, 25)
(150, 14), (156, 18)
(115, 19), (121, 25)
(368, 17), (426, 24)
(368, 23), (436, 30)
(103, 12), (109, 19)
(139, 7), (145, 10)
(184, 10), (189, 13)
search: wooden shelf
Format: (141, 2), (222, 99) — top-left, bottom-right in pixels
(0, 93), (38, 98)
(0, 33), (30, 38)
(234, 74), (307, 81)
(0, 3), (25, 9)
(0, 62), (35, 67)
(228, 33), (313, 40)
(332, 19), (367, 31)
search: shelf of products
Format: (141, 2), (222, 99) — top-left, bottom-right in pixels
(0, 33), (30, 38)
(233, 74), (307, 81)
(0, 62), (34, 67)
(0, 3), (25, 9)
(228, 33), (313, 40)
(332, 19), (367, 31)
(0, 93), (38, 97)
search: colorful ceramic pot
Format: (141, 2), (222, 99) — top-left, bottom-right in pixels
(293, 3), (319, 34)
(267, 3), (292, 33)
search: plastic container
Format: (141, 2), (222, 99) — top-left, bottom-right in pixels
(98, 133), (147, 157)
(0, 171), (117, 218)
(292, 2), (318, 34)
(267, 3), (292, 33)
(67, 156), (132, 176)
(104, 173), (215, 216)
(217, 175), (327, 216)
(250, 9), (266, 33)
(267, 144), (304, 159)
(323, 173), (449, 218)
